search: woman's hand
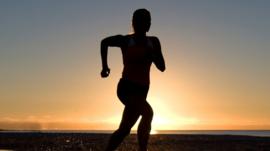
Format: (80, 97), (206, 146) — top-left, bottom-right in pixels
(101, 67), (110, 78)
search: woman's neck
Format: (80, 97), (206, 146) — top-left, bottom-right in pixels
(134, 32), (146, 37)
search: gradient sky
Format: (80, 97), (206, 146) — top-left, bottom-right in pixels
(0, 0), (269, 130)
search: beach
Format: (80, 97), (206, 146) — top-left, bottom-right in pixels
(1, 132), (270, 151)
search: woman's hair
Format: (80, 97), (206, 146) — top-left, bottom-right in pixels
(132, 9), (151, 33)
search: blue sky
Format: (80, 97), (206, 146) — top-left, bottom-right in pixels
(0, 0), (269, 130)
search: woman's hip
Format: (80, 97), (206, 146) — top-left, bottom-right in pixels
(117, 78), (149, 105)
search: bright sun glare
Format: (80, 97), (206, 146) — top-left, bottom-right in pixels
(149, 96), (199, 131)
(150, 96), (176, 130)
(103, 96), (199, 132)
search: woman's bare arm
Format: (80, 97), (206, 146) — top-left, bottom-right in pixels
(151, 37), (166, 72)
(100, 35), (124, 77)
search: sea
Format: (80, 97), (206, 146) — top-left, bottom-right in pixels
(1, 130), (270, 137)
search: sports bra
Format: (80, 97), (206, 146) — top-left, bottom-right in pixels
(122, 36), (154, 86)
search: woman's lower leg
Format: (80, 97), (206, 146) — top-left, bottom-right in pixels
(137, 102), (153, 151)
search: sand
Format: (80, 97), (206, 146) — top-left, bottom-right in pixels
(0, 132), (270, 151)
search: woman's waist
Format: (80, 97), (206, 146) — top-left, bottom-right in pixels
(120, 74), (150, 86)
(119, 77), (149, 89)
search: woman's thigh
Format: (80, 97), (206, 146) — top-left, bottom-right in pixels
(118, 105), (141, 130)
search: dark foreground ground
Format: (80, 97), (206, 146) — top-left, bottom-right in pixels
(0, 132), (270, 151)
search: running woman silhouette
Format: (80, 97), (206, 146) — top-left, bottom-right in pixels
(100, 9), (166, 151)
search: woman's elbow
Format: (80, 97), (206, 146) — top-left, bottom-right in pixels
(101, 39), (107, 47)
(158, 65), (166, 72)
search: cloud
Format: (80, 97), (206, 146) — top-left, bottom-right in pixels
(0, 116), (117, 130)
(1, 116), (269, 130)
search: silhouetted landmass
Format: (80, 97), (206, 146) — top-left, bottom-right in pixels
(0, 132), (270, 151)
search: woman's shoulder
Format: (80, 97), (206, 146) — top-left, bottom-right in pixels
(146, 36), (161, 48)
(117, 34), (134, 42)
(105, 34), (131, 41)
(147, 36), (160, 42)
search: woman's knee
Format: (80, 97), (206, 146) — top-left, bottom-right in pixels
(142, 103), (153, 120)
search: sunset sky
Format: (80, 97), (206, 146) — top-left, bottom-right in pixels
(0, 0), (269, 131)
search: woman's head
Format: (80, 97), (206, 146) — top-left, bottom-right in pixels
(132, 9), (151, 34)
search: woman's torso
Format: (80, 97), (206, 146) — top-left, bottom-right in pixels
(121, 35), (154, 86)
